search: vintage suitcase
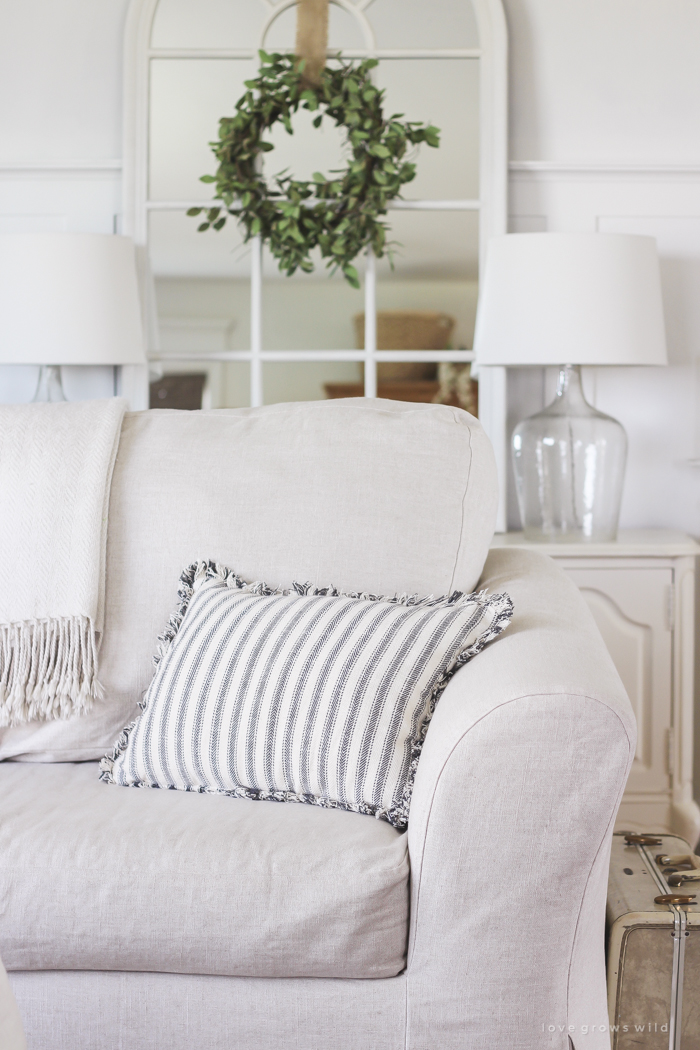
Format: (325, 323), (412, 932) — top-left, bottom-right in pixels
(607, 832), (700, 1049)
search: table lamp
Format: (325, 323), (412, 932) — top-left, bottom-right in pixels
(473, 232), (667, 542)
(0, 233), (146, 402)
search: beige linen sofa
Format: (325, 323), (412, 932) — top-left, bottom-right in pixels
(0, 954), (25, 1050)
(0, 399), (634, 1050)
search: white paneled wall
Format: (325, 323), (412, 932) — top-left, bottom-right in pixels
(505, 0), (700, 165)
(501, 0), (700, 534)
(506, 166), (700, 533)
(1, 0), (700, 534)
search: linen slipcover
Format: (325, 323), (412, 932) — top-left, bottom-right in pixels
(0, 954), (25, 1050)
(0, 399), (497, 761)
(0, 760), (409, 978)
(8, 970), (404, 1050)
(3, 549), (636, 1050)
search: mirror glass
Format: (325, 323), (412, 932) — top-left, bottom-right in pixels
(148, 0), (480, 409)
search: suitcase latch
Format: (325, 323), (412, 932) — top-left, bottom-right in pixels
(655, 893), (697, 905)
(655, 852), (700, 886)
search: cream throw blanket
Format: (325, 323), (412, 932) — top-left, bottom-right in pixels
(0, 398), (126, 727)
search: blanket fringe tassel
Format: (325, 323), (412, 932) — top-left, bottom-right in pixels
(0, 616), (103, 727)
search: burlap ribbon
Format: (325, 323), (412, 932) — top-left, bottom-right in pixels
(295, 0), (329, 88)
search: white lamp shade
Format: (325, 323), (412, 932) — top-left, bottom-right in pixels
(0, 233), (146, 365)
(474, 232), (668, 367)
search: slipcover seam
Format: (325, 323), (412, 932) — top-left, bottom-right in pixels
(565, 728), (634, 1027)
(406, 690), (635, 971)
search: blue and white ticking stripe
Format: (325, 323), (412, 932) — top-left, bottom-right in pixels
(100, 562), (513, 828)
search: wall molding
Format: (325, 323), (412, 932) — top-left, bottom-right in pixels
(0, 160), (122, 178)
(509, 161), (700, 181)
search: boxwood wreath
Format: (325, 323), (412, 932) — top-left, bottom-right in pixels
(187, 51), (440, 288)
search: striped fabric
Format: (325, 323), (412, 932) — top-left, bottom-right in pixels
(100, 562), (512, 828)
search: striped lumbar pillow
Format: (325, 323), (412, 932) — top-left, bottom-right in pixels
(100, 562), (512, 829)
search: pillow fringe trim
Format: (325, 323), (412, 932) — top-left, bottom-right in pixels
(99, 560), (513, 830)
(151, 560), (507, 671)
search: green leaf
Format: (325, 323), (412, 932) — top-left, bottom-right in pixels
(197, 223), (211, 232)
(194, 54), (440, 288)
(300, 89), (319, 110)
(200, 174), (216, 183)
(343, 264), (360, 288)
(186, 207), (202, 216)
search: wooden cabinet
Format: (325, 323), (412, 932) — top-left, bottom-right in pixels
(491, 531), (700, 847)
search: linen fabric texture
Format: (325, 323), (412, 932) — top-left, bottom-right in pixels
(0, 759), (408, 979)
(0, 398), (125, 727)
(0, 954), (25, 1050)
(0, 400), (498, 762)
(101, 560), (512, 828)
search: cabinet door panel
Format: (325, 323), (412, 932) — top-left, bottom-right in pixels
(562, 567), (672, 795)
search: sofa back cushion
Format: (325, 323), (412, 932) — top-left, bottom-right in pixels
(0, 398), (497, 761)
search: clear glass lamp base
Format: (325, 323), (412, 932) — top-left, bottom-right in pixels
(512, 365), (627, 543)
(32, 365), (67, 403)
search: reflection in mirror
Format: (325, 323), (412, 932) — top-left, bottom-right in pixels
(147, 0), (481, 410)
(368, 0), (479, 49)
(375, 61), (479, 200)
(376, 211), (478, 281)
(264, 3), (366, 52)
(151, 0), (263, 49)
(152, 279), (250, 408)
(149, 60), (257, 200)
(263, 361), (359, 405)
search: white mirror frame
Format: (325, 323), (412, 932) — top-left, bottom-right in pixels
(121, 0), (509, 530)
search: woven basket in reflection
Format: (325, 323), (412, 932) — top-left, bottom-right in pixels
(354, 311), (455, 380)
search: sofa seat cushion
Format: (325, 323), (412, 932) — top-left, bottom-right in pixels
(0, 762), (409, 979)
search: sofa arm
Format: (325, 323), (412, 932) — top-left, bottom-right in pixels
(406, 548), (635, 1050)
(0, 954), (25, 1050)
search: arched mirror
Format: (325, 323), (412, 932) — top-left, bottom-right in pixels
(123, 0), (506, 468)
